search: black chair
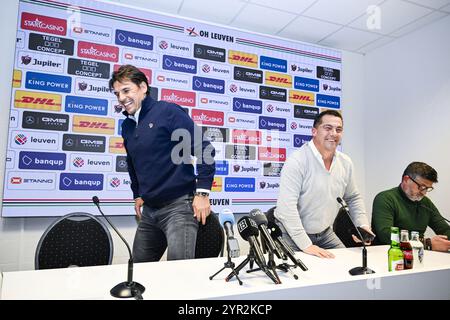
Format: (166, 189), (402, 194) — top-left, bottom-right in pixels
(333, 207), (361, 248)
(195, 212), (224, 258)
(35, 212), (114, 270)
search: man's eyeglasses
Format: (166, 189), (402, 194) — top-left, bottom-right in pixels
(408, 175), (434, 193)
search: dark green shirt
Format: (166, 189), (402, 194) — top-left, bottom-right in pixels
(371, 186), (450, 244)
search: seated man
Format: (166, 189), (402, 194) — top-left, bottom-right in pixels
(372, 161), (450, 252)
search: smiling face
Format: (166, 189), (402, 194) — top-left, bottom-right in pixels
(112, 79), (147, 116)
(311, 114), (343, 154)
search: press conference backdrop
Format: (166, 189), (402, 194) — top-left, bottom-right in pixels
(2, 0), (342, 217)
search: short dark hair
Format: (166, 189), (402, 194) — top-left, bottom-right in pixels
(109, 64), (149, 95)
(313, 110), (343, 128)
(403, 162), (438, 183)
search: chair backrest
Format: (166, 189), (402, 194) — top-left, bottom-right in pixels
(35, 212), (114, 270)
(333, 207), (361, 248)
(195, 212), (224, 258)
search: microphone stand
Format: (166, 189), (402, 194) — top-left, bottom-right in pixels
(209, 241), (243, 285)
(92, 197), (145, 299)
(337, 198), (375, 276)
(247, 238), (282, 283)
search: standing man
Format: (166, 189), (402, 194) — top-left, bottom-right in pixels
(109, 65), (215, 262)
(275, 110), (373, 258)
(372, 162), (450, 252)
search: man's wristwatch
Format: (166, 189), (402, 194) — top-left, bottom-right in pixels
(194, 191), (209, 197)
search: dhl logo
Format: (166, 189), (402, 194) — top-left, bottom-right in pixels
(212, 177), (223, 192)
(14, 90), (62, 111)
(265, 72), (292, 88)
(228, 50), (258, 68)
(13, 69), (22, 88)
(73, 115), (115, 135)
(289, 90), (315, 105)
(109, 137), (126, 154)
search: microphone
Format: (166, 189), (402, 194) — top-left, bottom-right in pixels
(92, 196), (145, 299)
(266, 221), (308, 271)
(249, 209), (283, 259)
(218, 209), (240, 258)
(236, 216), (279, 284)
(336, 197), (375, 275)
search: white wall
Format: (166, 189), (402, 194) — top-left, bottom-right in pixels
(0, 0), (448, 272)
(364, 15), (450, 231)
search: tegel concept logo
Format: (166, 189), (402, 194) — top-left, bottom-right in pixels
(202, 126), (229, 143)
(294, 134), (312, 148)
(294, 76), (319, 92)
(28, 33), (74, 56)
(316, 94), (340, 108)
(317, 66), (340, 82)
(259, 116), (286, 131)
(225, 145), (256, 161)
(59, 173), (103, 190)
(263, 162), (284, 177)
(233, 98), (262, 114)
(260, 56), (287, 73)
(25, 72), (71, 93)
(68, 58), (110, 79)
(115, 29), (153, 50)
(65, 95), (108, 116)
(224, 177), (255, 192)
(192, 76), (224, 94)
(22, 111), (69, 131)
(19, 151), (66, 170)
(215, 160), (229, 175)
(163, 55), (197, 74)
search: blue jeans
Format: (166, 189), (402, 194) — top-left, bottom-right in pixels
(275, 220), (345, 251)
(132, 194), (198, 262)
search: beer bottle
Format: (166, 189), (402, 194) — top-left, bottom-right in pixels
(410, 231), (424, 268)
(400, 230), (413, 269)
(388, 227), (404, 271)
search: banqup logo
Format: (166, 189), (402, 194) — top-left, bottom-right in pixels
(294, 76), (319, 92)
(59, 173), (103, 190)
(192, 76), (224, 94)
(294, 134), (312, 148)
(259, 116), (286, 131)
(224, 177), (255, 192)
(65, 96), (108, 116)
(215, 160), (229, 175)
(115, 29), (153, 50)
(316, 94), (340, 108)
(163, 55), (197, 74)
(25, 71), (71, 93)
(233, 98), (262, 114)
(260, 56), (287, 73)
(19, 151), (66, 170)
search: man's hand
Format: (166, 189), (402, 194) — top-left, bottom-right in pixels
(351, 226), (375, 246)
(303, 244), (335, 258)
(193, 195), (211, 225)
(431, 235), (450, 252)
(134, 197), (144, 220)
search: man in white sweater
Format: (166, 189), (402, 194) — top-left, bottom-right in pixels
(274, 110), (373, 258)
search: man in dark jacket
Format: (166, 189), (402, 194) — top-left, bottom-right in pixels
(372, 162), (450, 252)
(109, 65), (215, 262)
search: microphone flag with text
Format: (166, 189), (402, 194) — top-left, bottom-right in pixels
(249, 208), (283, 259)
(336, 196), (375, 276)
(92, 196), (145, 299)
(218, 209), (240, 258)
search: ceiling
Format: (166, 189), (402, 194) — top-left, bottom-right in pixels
(108, 0), (450, 54)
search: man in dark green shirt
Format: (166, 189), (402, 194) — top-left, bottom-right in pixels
(372, 162), (450, 252)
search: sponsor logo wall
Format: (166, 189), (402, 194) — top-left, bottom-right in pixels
(3, 0), (341, 217)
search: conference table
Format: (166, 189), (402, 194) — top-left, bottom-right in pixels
(1, 245), (449, 300)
